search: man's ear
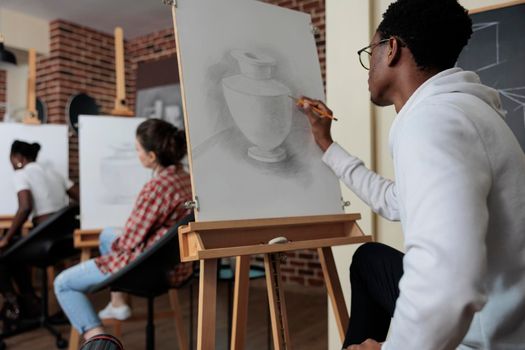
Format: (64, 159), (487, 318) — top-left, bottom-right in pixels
(386, 37), (402, 67)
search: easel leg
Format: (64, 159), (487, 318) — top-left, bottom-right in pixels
(113, 321), (122, 338)
(47, 266), (57, 315)
(169, 289), (189, 350)
(68, 329), (80, 350)
(197, 259), (217, 350)
(231, 255), (250, 350)
(318, 247), (349, 341)
(80, 248), (91, 263)
(264, 254), (291, 350)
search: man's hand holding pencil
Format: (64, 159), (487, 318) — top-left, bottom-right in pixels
(294, 96), (335, 152)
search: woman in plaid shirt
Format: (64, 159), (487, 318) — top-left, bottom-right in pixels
(54, 119), (193, 341)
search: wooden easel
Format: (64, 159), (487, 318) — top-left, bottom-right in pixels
(0, 215), (32, 236)
(178, 213), (372, 349)
(170, 3), (371, 348)
(22, 48), (40, 125)
(111, 27), (133, 117)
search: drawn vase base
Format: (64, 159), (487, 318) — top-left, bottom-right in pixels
(248, 146), (286, 163)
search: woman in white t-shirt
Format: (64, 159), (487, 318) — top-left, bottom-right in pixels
(0, 140), (78, 328)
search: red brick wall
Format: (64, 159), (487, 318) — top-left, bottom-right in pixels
(35, 22), (176, 182)
(267, 0), (326, 84)
(0, 70), (5, 121)
(127, 28), (177, 110)
(36, 20), (136, 182)
(34, 0), (327, 287)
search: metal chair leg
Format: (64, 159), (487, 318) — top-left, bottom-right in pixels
(146, 297), (155, 350)
(267, 299), (271, 350)
(42, 268), (68, 348)
(228, 279), (233, 348)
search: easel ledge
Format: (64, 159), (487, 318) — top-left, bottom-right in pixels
(179, 213), (371, 349)
(178, 213), (369, 262)
(73, 228), (103, 249)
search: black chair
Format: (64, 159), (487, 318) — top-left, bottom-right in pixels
(88, 213), (195, 350)
(0, 205), (80, 350)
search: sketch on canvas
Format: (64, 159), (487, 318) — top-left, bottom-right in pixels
(174, 0), (344, 221)
(0, 123), (69, 215)
(79, 115), (151, 229)
(222, 49), (293, 163)
(135, 84), (185, 130)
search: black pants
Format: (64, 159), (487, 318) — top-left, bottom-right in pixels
(343, 242), (404, 347)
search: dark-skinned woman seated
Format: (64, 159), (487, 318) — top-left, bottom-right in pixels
(0, 140), (79, 331)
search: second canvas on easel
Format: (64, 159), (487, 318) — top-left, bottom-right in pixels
(173, 0), (343, 221)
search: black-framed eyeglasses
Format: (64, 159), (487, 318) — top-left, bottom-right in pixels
(357, 39), (389, 70)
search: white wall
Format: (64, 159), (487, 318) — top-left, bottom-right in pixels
(326, 1), (373, 348)
(326, 0), (512, 348)
(0, 8), (50, 120)
(0, 8), (49, 55)
(5, 51), (29, 121)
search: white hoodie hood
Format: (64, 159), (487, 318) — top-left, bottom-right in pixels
(389, 68), (506, 154)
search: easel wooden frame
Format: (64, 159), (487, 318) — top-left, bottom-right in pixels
(469, 0), (525, 14)
(111, 27), (133, 117)
(23, 48), (40, 125)
(170, 3), (372, 348)
(178, 214), (372, 349)
(0, 215), (32, 235)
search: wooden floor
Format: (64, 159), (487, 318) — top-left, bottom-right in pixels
(4, 279), (327, 350)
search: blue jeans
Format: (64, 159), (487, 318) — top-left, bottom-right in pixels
(99, 227), (121, 255)
(54, 227), (120, 334)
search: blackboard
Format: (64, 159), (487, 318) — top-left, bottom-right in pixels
(456, 1), (525, 152)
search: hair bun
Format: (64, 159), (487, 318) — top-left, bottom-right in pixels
(10, 140), (41, 161)
(136, 119), (187, 167)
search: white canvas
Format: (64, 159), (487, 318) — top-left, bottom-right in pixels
(79, 116), (151, 229)
(136, 84), (185, 130)
(174, 0), (344, 221)
(0, 123), (69, 216)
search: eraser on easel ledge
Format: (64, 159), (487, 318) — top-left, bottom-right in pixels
(268, 236), (289, 245)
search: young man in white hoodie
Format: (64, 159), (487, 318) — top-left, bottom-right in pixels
(299, 0), (525, 349)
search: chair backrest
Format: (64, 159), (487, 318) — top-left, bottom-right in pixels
(89, 213), (194, 298)
(2, 205), (80, 266)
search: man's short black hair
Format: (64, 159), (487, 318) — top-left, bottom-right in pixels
(377, 0), (473, 71)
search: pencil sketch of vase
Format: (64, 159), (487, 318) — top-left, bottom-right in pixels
(100, 143), (140, 204)
(222, 49), (292, 162)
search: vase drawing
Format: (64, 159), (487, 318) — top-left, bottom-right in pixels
(100, 143), (141, 204)
(222, 49), (293, 162)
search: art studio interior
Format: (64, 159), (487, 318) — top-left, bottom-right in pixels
(0, 0), (524, 349)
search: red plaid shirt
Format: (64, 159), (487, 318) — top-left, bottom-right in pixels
(95, 165), (192, 274)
